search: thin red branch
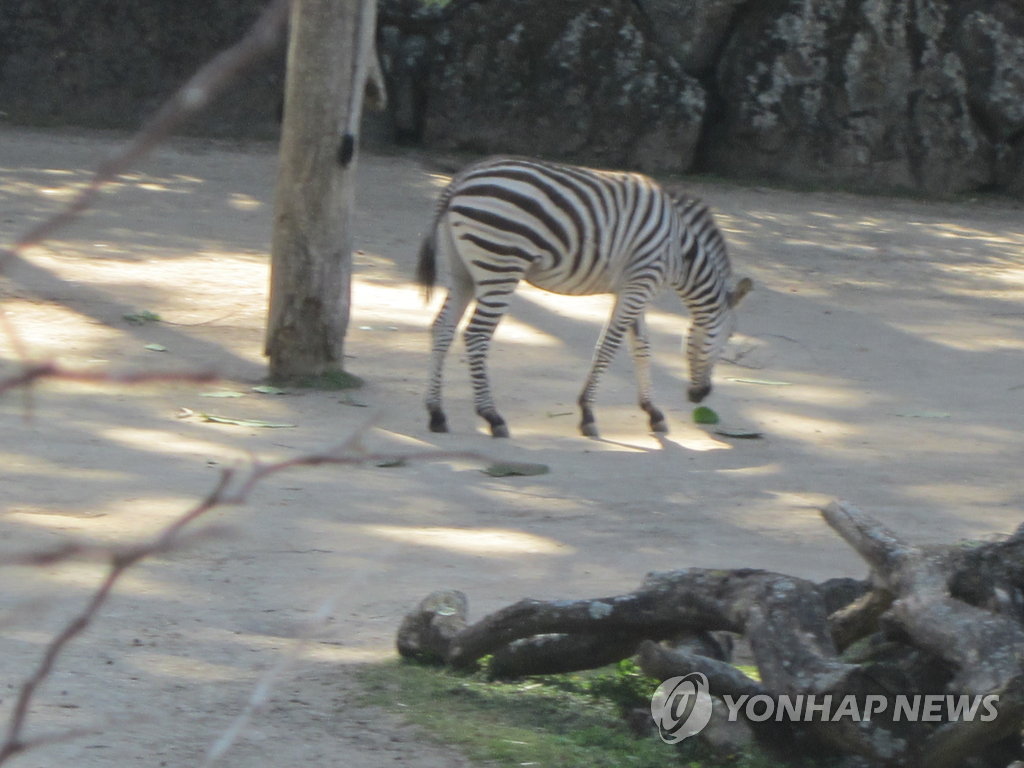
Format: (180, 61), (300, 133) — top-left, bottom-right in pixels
(0, 363), (220, 397)
(0, 439), (484, 765)
(0, 0), (292, 385)
(2, 0), (291, 261)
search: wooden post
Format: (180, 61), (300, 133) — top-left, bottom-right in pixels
(265, 0), (377, 381)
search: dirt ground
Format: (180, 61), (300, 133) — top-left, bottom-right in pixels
(1, 126), (1023, 767)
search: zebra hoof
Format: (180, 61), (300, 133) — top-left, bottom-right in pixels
(428, 412), (449, 433)
(643, 404), (668, 433)
(580, 422), (599, 438)
(688, 384), (711, 403)
(481, 411), (509, 438)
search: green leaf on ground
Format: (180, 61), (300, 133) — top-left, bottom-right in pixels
(124, 310), (161, 325)
(482, 462), (550, 478)
(143, 343), (167, 352)
(251, 385), (286, 395)
(692, 406), (720, 424)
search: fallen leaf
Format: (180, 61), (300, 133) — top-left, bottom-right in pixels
(144, 343), (167, 352)
(200, 413), (296, 428)
(124, 310), (161, 325)
(339, 392), (369, 407)
(482, 461), (550, 477)
(727, 377), (792, 386)
(714, 426), (764, 439)
(200, 390), (245, 398)
(251, 385), (286, 395)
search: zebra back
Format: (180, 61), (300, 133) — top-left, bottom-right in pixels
(440, 156), (684, 296)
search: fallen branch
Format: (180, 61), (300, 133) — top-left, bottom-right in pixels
(399, 501), (1024, 766)
(0, 363), (219, 397)
(636, 640), (765, 700)
(823, 501), (1024, 768)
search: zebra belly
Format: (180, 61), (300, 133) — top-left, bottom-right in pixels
(524, 260), (618, 296)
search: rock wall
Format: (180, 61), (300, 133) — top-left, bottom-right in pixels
(379, 0), (1024, 196)
(412, 0), (705, 174)
(0, 0), (283, 137)
(704, 0), (1015, 195)
(1, 0), (1022, 196)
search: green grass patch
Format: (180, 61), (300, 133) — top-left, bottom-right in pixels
(270, 369), (364, 390)
(734, 664), (762, 682)
(355, 659), (791, 768)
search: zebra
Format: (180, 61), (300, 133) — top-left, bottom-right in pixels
(416, 156), (752, 438)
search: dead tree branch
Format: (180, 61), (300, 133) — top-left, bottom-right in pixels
(822, 501), (1024, 768)
(0, 0), (290, 266)
(399, 501), (1024, 767)
(1, 429), (485, 765)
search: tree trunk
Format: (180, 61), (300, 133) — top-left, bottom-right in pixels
(265, 0), (377, 380)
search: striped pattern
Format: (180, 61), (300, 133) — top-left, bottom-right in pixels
(417, 156), (751, 438)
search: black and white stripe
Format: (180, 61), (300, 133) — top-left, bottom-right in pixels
(417, 156), (752, 438)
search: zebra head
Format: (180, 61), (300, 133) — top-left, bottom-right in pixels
(686, 276), (752, 403)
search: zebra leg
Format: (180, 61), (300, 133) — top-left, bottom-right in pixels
(425, 277), (473, 433)
(629, 315), (668, 434)
(463, 290), (516, 438)
(577, 291), (647, 438)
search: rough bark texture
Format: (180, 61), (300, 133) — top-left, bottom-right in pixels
(395, 589), (469, 664)
(398, 501), (1024, 766)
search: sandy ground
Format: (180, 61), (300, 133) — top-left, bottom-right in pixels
(1, 126), (1023, 766)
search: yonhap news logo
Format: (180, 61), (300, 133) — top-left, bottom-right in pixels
(650, 673), (713, 743)
(719, 692), (1000, 724)
(649, 678), (1000, 740)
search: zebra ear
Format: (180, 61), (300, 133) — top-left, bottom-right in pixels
(729, 277), (753, 308)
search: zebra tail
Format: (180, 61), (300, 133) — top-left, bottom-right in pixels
(415, 225), (438, 303)
(417, 176), (462, 303)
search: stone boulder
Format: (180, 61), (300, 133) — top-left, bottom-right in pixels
(952, 2), (1024, 194)
(706, 0), (995, 196)
(635, 0), (748, 76)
